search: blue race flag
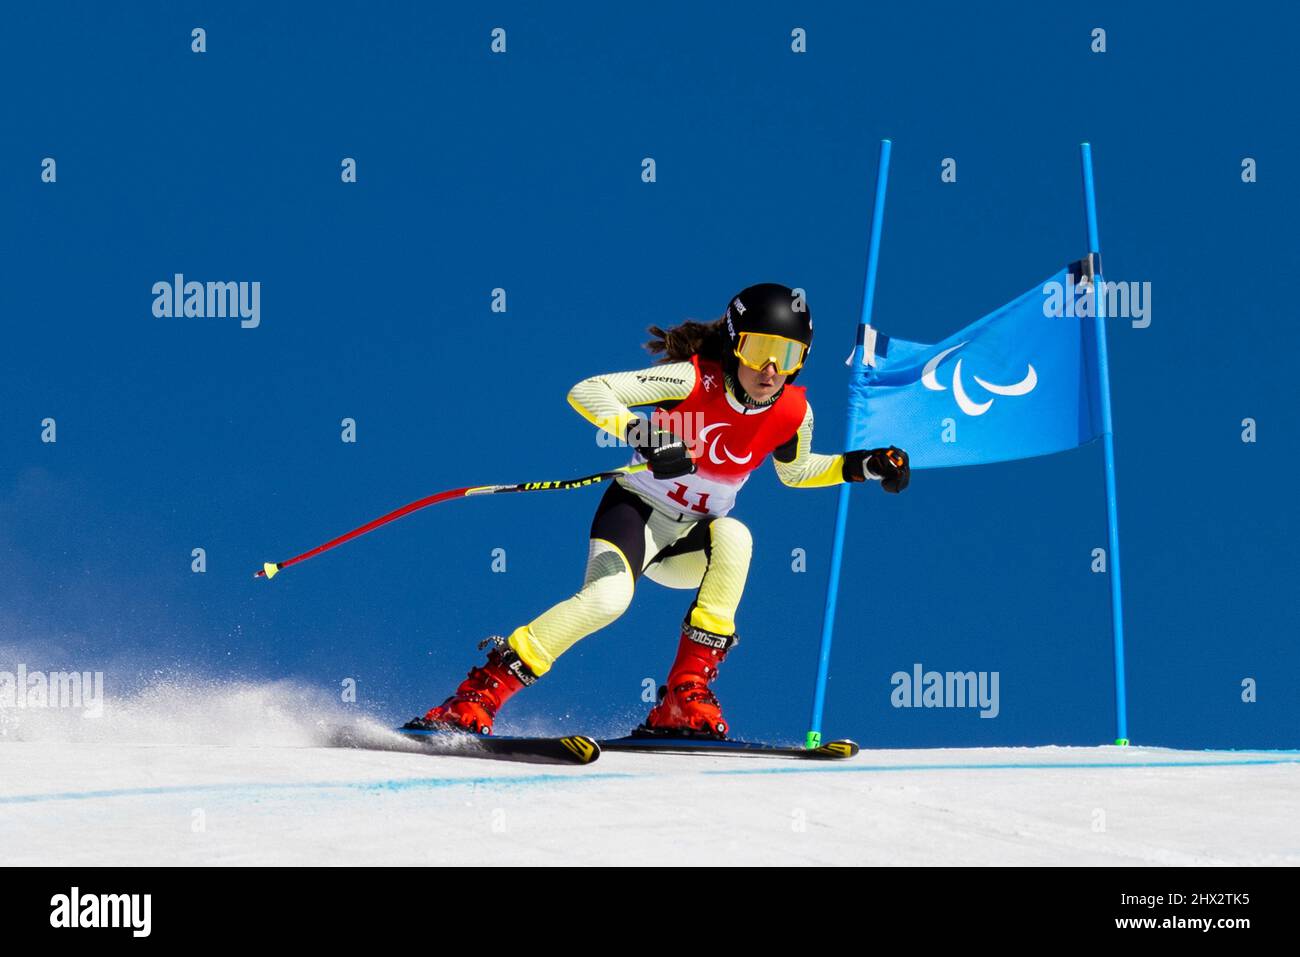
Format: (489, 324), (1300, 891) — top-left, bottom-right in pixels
(847, 263), (1103, 469)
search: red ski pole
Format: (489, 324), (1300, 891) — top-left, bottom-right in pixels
(255, 463), (647, 580)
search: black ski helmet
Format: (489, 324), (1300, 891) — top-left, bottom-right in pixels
(723, 283), (813, 381)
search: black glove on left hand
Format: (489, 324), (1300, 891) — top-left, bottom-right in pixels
(843, 446), (910, 493)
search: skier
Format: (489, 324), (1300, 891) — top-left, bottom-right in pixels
(410, 284), (909, 738)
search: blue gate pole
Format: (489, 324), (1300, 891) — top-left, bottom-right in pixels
(1080, 142), (1131, 746)
(805, 139), (892, 750)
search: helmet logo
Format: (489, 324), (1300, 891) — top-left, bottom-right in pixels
(732, 297), (746, 315)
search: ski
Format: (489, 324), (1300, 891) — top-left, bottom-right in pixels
(596, 733), (859, 760)
(332, 724), (853, 763)
(332, 726), (601, 766)
(403, 729), (601, 765)
(395, 728), (601, 765)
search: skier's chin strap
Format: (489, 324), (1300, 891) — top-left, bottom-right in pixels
(724, 371), (782, 411)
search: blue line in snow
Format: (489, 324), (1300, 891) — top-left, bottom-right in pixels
(698, 758), (1300, 776)
(6, 757), (1297, 804)
(0, 772), (637, 805)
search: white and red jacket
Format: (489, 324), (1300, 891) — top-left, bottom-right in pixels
(568, 355), (847, 519)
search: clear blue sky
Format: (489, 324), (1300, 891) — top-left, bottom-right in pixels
(1, 2), (1294, 748)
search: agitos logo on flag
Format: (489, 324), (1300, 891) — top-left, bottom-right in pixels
(846, 259), (1104, 469)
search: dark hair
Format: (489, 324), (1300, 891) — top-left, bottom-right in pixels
(644, 317), (730, 364)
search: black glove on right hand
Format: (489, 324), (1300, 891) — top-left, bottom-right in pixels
(627, 418), (695, 479)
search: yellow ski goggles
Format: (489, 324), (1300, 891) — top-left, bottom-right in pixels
(733, 332), (808, 375)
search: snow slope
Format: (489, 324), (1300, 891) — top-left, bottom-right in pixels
(2, 682), (1296, 866)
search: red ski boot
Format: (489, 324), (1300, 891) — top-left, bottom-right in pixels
(642, 622), (738, 739)
(411, 636), (538, 735)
